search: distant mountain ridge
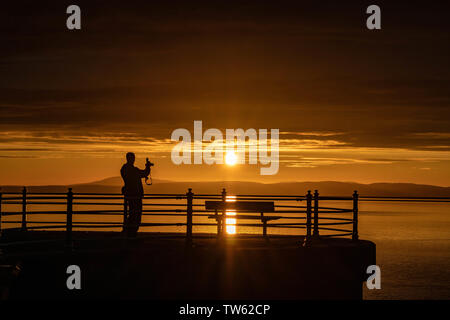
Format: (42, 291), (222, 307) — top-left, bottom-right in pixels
(2, 177), (450, 197)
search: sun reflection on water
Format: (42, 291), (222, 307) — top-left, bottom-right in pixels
(226, 195), (237, 234)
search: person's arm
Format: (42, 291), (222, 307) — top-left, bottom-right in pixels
(139, 162), (151, 178)
(120, 165), (127, 195)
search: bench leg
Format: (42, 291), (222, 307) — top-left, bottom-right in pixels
(217, 218), (222, 236)
(263, 220), (267, 237)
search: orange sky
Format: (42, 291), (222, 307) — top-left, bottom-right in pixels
(0, 1), (449, 186)
(1, 130), (449, 186)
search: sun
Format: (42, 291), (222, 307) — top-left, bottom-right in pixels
(225, 151), (238, 166)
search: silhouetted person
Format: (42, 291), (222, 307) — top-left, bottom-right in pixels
(120, 152), (151, 237)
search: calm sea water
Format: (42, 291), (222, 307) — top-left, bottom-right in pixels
(358, 201), (450, 300)
(2, 199), (449, 299)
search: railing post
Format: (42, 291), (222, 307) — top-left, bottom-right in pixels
(313, 190), (319, 238)
(66, 188), (73, 248)
(21, 187), (27, 231)
(0, 189), (2, 235)
(186, 188), (193, 245)
(352, 190), (359, 241)
(305, 190), (312, 245)
(215, 209), (221, 236)
(262, 213), (267, 238)
(220, 188), (227, 236)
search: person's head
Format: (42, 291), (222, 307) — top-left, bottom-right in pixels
(126, 152), (135, 164)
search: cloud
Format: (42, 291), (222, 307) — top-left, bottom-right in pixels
(0, 0), (449, 182)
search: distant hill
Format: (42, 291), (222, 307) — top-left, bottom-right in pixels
(2, 177), (450, 197)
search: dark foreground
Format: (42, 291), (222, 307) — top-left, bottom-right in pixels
(0, 231), (375, 300)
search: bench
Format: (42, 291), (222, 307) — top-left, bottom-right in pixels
(204, 201), (281, 237)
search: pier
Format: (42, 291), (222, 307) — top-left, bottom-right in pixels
(0, 188), (376, 299)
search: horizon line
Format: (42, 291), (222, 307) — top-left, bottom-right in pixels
(2, 177), (449, 188)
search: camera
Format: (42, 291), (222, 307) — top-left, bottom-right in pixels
(146, 157), (155, 167)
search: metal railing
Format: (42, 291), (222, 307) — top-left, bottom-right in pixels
(0, 187), (360, 247)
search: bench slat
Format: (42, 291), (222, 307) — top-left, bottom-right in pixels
(205, 201), (274, 212)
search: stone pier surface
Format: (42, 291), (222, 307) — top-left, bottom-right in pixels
(0, 231), (376, 300)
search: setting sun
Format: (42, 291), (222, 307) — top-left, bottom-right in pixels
(225, 151), (238, 166)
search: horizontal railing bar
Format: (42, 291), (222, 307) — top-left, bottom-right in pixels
(314, 222), (353, 226)
(265, 223), (306, 226)
(1, 221), (121, 225)
(274, 205), (306, 208)
(142, 213), (188, 216)
(3, 192), (446, 200)
(143, 195), (187, 198)
(266, 225), (307, 229)
(13, 225), (67, 230)
(227, 223), (302, 227)
(25, 192), (67, 195)
(315, 206), (352, 210)
(0, 209), (347, 214)
(49, 210), (122, 213)
(189, 197), (223, 200)
(72, 202), (123, 205)
(73, 196), (124, 200)
(19, 196), (67, 200)
(196, 223), (264, 227)
(138, 203), (189, 207)
(318, 196), (353, 200)
(359, 199), (450, 203)
(0, 213), (313, 219)
(221, 197), (304, 201)
(1, 221), (64, 224)
(0, 192), (66, 195)
(70, 193), (118, 195)
(0, 212), (24, 216)
(235, 194), (305, 198)
(143, 204), (187, 207)
(71, 225), (122, 228)
(360, 196), (450, 200)
(267, 211), (307, 214)
(201, 210), (307, 214)
(315, 217), (353, 221)
(259, 216), (306, 220)
(140, 223), (187, 226)
(317, 210), (353, 213)
(2, 201), (68, 205)
(141, 209), (186, 212)
(193, 195), (222, 198)
(319, 233), (353, 238)
(318, 227), (353, 232)
(71, 212), (123, 215)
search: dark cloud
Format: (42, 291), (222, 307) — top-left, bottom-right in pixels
(0, 0), (449, 151)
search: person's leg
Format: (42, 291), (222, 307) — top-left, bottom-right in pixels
(122, 198), (130, 234)
(127, 199), (139, 238)
(135, 198), (143, 233)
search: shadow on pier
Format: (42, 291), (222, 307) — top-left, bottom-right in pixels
(0, 231), (375, 300)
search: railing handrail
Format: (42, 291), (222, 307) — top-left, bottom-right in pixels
(0, 188), (361, 248)
(1, 192), (448, 200)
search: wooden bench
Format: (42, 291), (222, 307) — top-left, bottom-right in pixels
(205, 201), (281, 237)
